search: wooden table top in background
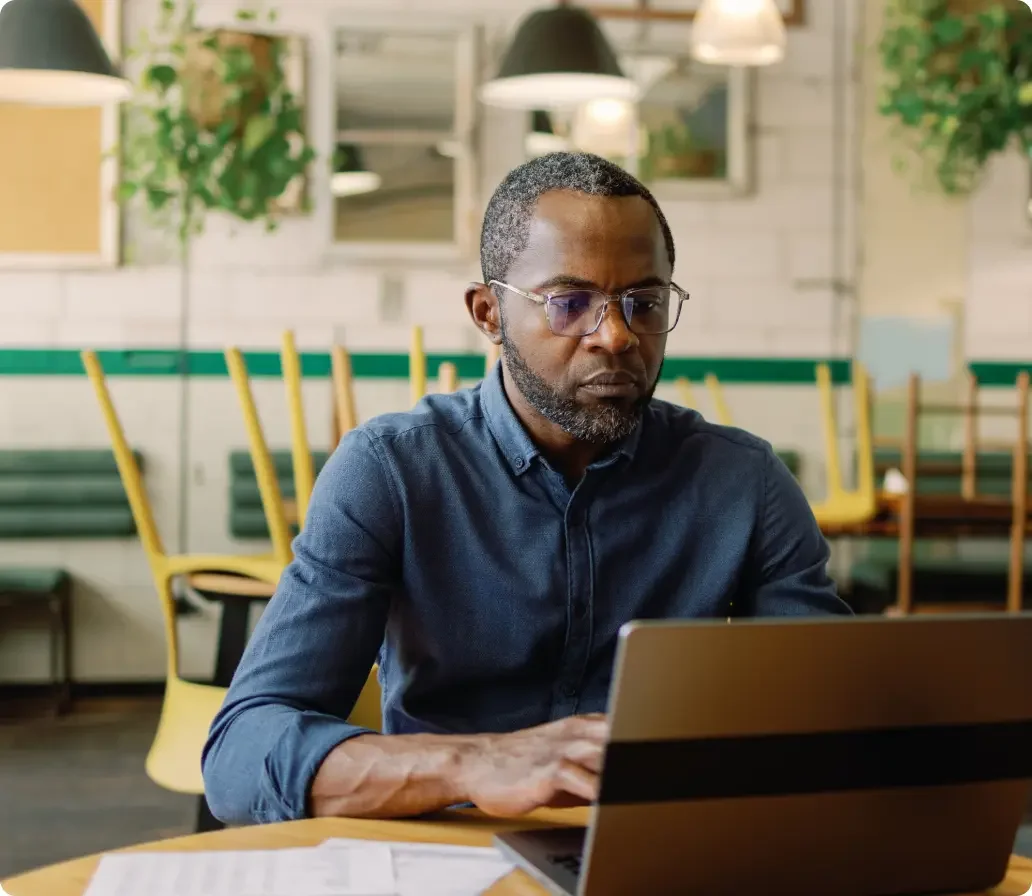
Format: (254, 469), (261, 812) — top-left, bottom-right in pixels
(6, 808), (1032, 896)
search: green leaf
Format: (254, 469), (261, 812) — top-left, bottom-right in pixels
(116, 182), (139, 202)
(145, 64), (178, 91)
(236, 8), (258, 21)
(242, 113), (277, 156)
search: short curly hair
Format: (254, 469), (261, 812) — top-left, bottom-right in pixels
(480, 151), (676, 285)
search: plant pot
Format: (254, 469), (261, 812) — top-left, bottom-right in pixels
(181, 28), (275, 132)
(653, 150), (719, 179)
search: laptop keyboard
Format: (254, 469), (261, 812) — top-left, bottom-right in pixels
(548, 852), (583, 878)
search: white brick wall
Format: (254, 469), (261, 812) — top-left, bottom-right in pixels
(965, 151), (1032, 361)
(0, 0), (862, 681)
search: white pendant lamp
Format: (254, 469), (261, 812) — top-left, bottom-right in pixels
(480, 5), (639, 110)
(0, 0), (131, 105)
(525, 110), (571, 157)
(331, 144), (381, 198)
(571, 98), (641, 158)
(691, 0), (787, 67)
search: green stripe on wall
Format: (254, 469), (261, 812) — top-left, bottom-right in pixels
(0, 349), (853, 384)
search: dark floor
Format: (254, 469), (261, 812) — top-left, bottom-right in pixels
(0, 699), (195, 880)
(3, 699), (1032, 882)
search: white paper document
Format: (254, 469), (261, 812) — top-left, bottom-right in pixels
(83, 844), (397, 896)
(319, 839), (515, 896)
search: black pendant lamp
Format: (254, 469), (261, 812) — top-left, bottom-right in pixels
(0, 0), (131, 105)
(480, 4), (638, 109)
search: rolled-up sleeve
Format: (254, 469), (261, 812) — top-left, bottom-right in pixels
(202, 429), (400, 825)
(747, 447), (853, 617)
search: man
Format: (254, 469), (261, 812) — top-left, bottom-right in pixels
(202, 151), (851, 826)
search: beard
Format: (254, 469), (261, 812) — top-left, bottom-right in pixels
(500, 316), (660, 445)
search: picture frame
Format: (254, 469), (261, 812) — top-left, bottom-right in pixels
(0, 0), (121, 269)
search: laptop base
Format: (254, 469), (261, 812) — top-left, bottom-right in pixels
(495, 826), (587, 896)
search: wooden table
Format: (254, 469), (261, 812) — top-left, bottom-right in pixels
(5, 809), (1032, 896)
(1, 809), (587, 896)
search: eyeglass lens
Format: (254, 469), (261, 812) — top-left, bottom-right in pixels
(546, 288), (679, 337)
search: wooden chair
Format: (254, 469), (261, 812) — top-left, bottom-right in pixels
(226, 343), (383, 733)
(810, 361), (877, 530)
(894, 371), (1030, 615)
(81, 351), (282, 802)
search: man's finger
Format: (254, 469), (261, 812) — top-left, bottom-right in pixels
(562, 738), (605, 773)
(554, 760), (600, 803)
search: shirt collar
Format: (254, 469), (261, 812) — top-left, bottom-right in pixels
(481, 361), (645, 477)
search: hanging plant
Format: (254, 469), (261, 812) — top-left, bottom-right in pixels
(878, 0), (1032, 195)
(120, 0), (316, 247)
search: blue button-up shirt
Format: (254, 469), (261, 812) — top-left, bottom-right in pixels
(202, 364), (850, 825)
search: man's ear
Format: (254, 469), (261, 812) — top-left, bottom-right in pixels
(465, 283), (502, 345)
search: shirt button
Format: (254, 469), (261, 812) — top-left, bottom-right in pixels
(561, 683), (577, 698)
(575, 601), (589, 619)
(513, 456), (525, 470)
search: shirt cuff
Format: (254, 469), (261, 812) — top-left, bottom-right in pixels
(255, 711), (375, 823)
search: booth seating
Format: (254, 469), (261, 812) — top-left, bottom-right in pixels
(228, 450), (329, 539)
(0, 449), (138, 713)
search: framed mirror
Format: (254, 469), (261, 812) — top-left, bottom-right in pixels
(524, 51), (752, 199)
(330, 23), (479, 261)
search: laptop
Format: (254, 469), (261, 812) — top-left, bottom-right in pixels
(495, 613), (1032, 896)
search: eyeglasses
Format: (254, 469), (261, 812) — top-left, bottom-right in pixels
(490, 280), (689, 338)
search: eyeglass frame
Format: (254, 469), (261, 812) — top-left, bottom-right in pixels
(488, 279), (689, 338)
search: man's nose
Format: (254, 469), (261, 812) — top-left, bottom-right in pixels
(587, 301), (638, 354)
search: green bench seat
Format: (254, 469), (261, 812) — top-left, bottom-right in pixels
(229, 450), (329, 539)
(0, 449), (138, 538)
(775, 450), (801, 479)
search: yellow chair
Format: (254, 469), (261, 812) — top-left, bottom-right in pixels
(81, 351), (283, 795)
(704, 373), (733, 426)
(809, 361), (877, 528)
(675, 376), (696, 408)
(227, 343), (383, 732)
(281, 331), (316, 526)
(410, 325), (427, 407)
(437, 361), (459, 393)
(330, 343), (359, 448)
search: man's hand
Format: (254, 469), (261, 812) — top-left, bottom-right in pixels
(458, 714), (608, 816)
(309, 714), (608, 820)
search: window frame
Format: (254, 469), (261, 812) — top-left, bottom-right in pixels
(324, 15), (481, 264)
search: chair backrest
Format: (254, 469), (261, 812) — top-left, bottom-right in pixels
(704, 373), (733, 426)
(81, 352), (165, 560)
(331, 344), (358, 448)
(81, 350), (181, 677)
(675, 376), (696, 409)
(816, 360), (874, 501)
(410, 325), (426, 407)
(437, 361), (458, 393)
(281, 331), (316, 526)
(224, 347), (294, 566)
(854, 361), (875, 498)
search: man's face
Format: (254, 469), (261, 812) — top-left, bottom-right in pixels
(496, 190), (671, 444)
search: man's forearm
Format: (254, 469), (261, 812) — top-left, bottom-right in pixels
(309, 733), (483, 818)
